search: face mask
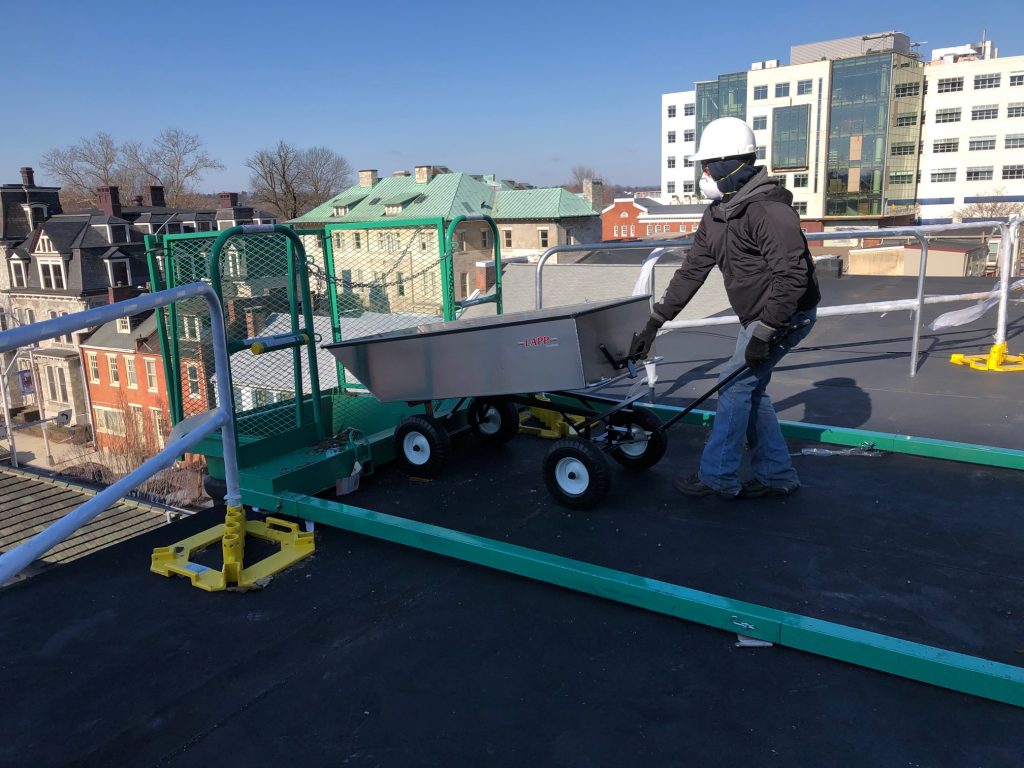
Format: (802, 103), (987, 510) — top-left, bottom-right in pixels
(699, 173), (723, 201)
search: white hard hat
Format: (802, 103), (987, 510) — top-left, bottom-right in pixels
(689, 117), (757, 162)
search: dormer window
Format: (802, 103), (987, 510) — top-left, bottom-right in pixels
(116, 317), (132, 334)
(333, 206), (349, 217)
(36, 235), (56, 254)
(383, 204), (403, 216)
(10, 261), (27, 288)
(24, 205), (47, 230)
(109, 225), (129, 243)
(107, 259), (131, 287)
(38, 258), (66, 290)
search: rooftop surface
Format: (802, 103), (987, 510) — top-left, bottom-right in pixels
(1, 275), (1023, 765)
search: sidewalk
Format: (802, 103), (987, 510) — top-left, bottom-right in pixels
(3, 429), (97, 471)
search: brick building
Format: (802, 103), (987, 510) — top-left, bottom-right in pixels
(602, 198), (706, 241)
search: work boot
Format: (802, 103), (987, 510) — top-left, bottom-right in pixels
(740, 479), (800, 498)
(673, 473), (738, 499)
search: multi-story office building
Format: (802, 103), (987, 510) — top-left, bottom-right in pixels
(660, 91), (697, 202)
(917, 45), (1024, 223)
(661, 32), (1023, 227)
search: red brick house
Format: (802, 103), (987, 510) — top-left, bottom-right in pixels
(79, 311), (170, 452)
(602, 198), (705, 241)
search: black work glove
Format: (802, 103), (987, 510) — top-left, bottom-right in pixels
(629, 317), (662, 359)
(744, 321), (776, 369)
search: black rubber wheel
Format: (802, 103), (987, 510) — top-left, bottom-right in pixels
(543, 437), (611, 510)
(202, 474), (228, 503)
(609, 407), (668, 471)
(468, 398), (520, 446)
(394, 415), (451, 479)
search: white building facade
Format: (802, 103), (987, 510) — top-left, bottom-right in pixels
(660, 90), (697, 203)
(917, 50), (1024, 223)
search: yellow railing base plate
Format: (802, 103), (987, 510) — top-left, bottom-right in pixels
(151, 516), (314, 592)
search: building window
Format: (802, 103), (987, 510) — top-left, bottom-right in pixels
(890, 142), (916, 156)
(10, 261), (27, 288)
(666, 182), (676, 194)
(116, 317), (131, 333)
(933, 138), (959, 153)
(646, 225), (653, 236)
(684, 103), (695, 116)
(538, 229), (549, 248)
(683, 129), (695, 142)
(752, 116), (767, 130)
(889, 171), (914, 185)
(129, 404), (144, 440)
(613, 225), (619, 237)
(683, 158), (694, 168)
(667, 131), (676, 144)
(792, 202), (808, 215)
(753, 85), (768, 100)
(973, 73), (1000, 90)
(125, 357), (138, 388)
(94, 406), (125, 436)
(966, 167), (994, 181)
(1003, 164), (1024, 180)
(353, 232), (362, 249)
(38, 258), (66, 290)
(935, 108), (961, 123)
(629, 225), (635, 237)
(931, 169), (957, 183)
(36, 235), (56, 253)
(503, 229), (512, 248)
(186, 364), (200, 398)
(86, 352), (100, 383)
(1008, 102), (1024, 118)
(151, 408), (167, 449)
(797, 79), (812, 96)
(793, 173), (809, 188)
(145, 359), (158, 391)
(106, 354), (120, 385)
(775, 82), (790, 98)
(894, 82), (920, 98)
(46, 366), (57, 401)
(481, 229), (489, 249)
(181, 316), (201, 340)
(1006, 134), (1024, 149)
(895, 113), (918, 127)
(667, 105), (676, 118)
(969, 136), (997, 151)
(971, 105), (998, 120)
(1012, 73), (1024, 87)
(108, 260), (131, 287)
(683, 182), (694, 194)
(666, 156), (676, 169)
(936, 77), (963, 93)
(755, 146), (766, 160)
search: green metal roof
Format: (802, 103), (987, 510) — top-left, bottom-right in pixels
(493, 188), (597, 219)
(291, 173), (596, 225)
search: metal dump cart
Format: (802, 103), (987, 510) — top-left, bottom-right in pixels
(325, 296), (668, 509)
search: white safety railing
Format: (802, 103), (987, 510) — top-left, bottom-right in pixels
(535, 218), (1023, 377)
(0, 282), (240, 584)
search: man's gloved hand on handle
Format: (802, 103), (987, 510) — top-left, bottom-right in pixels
(744, 320), (777, 369)
(629, 316), (663, 360)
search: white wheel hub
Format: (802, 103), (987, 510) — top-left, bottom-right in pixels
(619, 425), (650, 458)
(555, 456), (590, 496)
(478, 406), (501, 435)
(403, 431), (431, 465)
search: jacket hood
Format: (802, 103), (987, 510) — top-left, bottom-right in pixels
(715, 167), (793, 220)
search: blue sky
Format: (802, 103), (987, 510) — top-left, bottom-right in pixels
(3, 0), (1022, 193)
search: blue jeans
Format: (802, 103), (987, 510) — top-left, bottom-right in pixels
(698, 309), (816, 496)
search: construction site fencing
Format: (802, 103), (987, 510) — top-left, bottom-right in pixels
(535, 218), (1023, 377)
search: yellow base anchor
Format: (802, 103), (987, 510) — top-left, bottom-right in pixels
(950, 342), (1024, 372)
(151, 505), (315, 592)
(518, 407), (585, 439)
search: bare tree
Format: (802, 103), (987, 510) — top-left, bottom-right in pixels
(954, 188), (1024, 222)
(40, 129), (222, 211)
(122, 128), (223, 207)
(564, 164), (606, 193)
(246, 141), (353, 219)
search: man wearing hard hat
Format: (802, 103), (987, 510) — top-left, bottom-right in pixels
(630, 116), (820, 499)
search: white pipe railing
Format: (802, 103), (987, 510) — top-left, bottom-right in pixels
(534, 219), (1021, 377)
(0, 282), (240, 584)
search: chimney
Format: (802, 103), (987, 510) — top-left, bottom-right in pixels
(107, 285), (145, 304)
(582, 179), (605, 213)
(245, 306), (269, 339)
(358, 169), (379, 188)
(219, 192), (239, 209)
(97, 186), (122, 217)
(392, 170), (411, 177)
(20, 167), (35, 187)
(144, 185), (166, 208)
(415, 165), (440, 184)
